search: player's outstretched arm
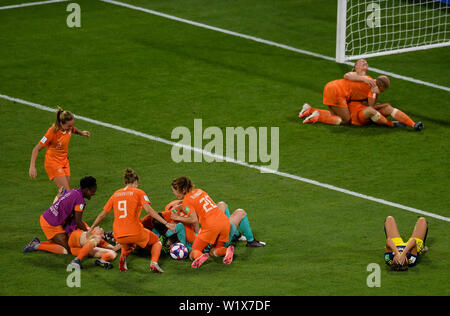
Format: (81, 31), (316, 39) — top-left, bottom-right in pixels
(143, 204), (176, 231)
(171, 210), (199, 226)
(89, 210), (108, 233)
(344, 72), (376, 88)
(73, 127), (90, 137)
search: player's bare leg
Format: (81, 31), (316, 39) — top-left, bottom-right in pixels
(410, 217), (429, 254)
(361, 107), (394, 127)
(51, 233), (71, 254)
(384, 216), (401, 251)
(52, 176), (70, 203)
(329, 106), (350, 125)
(375, 102), (422, 131)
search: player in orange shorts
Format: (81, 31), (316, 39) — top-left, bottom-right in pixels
(300, 75), (391, 126)
(22, 176), (97, 256)
(171, 176), (234, 269)
(300, 59), (423, 130)
(67, 225), (121, 269)
(88, 168), (176, 273)
(29, 107), (90, 200)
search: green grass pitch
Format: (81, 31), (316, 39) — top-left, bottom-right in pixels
(0, 0), (449, 296)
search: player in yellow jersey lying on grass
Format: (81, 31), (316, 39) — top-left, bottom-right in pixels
(384, 216), (428, 271)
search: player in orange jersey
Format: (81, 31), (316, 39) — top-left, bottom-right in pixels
(171, 176), (234, 269)
(300, 59), (375, 123)
(344, 59), (423, 130)
(141, 200), (198, 252)
(300, 75), (391, 126)
(68, 226), (121, 270)
(88, 168), (176, 273)
(29, 107), (90, 198)
(300, 59), (423, 130)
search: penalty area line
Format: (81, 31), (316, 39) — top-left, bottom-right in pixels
(1, 93), (449, 223)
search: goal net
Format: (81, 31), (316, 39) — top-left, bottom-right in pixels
(336, 0), (450, 62)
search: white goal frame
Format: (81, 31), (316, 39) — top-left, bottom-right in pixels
(336, 0), (450, 62)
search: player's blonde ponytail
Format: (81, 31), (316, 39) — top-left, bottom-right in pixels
(53, 107), (74, 131)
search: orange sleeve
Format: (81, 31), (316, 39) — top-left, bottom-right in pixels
(103, 195), (114, 213)
(74, 204), (85, 212)
(182, 200), (196, 215)
(139, 190), (151, 206)
(161, 210), (172, 223)
(39, 127), (55, 147)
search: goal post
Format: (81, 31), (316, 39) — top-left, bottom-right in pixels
(336, 0), (450, 63)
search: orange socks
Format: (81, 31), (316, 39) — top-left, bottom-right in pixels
(211, 247), (227, 257)
(391, 108), (415, 127)
(190, 249), (203, 260)
(101, 252), (115, 262)
(150, 241), (162, 263)
(38, 241), (68, 254)
(318, 115), (342, 125)
(314, 109), (332, 116)
(76, 240), (96, 261)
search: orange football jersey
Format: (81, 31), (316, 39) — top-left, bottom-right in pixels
(39, 126), (74, 164)
(103, 186), (150, 238)
(182, 189), (228, 228)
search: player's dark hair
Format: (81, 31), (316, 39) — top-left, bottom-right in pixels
(124, 168), (139, 185)
(171, 176), (194, 195)
(53, 106), (74, 131)
(80, 176), (97, 189)
(391, 263), (408, 272)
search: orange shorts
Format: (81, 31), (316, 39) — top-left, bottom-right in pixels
(323, 82), (348, 108)
(115, 228), (159, 249)
(195, 220), (230, 246)
(45, 161), (70, 180)
(68, 229), (83, 257)
(40, 215), (66, 240)
(185, 225), (196, 244)
(68, 229), (84, 249)
(349, 101), (384, 126)
(348, 101), (370, 126)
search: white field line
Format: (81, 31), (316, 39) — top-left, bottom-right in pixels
(0, 0), (67, 11)
(100, 0), (450, 93)
(1, 93), (449, 222)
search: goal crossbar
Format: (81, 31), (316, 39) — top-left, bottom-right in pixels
(336, 0), (450, 62)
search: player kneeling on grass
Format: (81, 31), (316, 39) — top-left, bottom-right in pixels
(68, 226), (121, 270)
(384, 216), (428, 271)
(88, 168), (176, 273)
(22, 176), (97, 256)
(171, 176), (234, 269)
(300, 74), (423, 131)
